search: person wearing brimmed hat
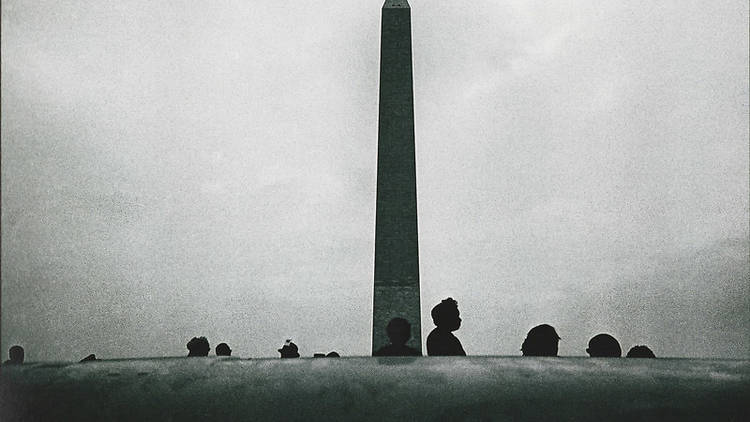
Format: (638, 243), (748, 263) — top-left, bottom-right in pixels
(278, 339), (300, 358)
(521, 324), (560, 356)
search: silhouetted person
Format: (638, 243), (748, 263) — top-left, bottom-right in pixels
(587, 333), (621, 357)
(216, 343), (232, 356)
(278, 339), (300, 358)
(427, 298), (466, 356)
(374, 317), (422, 356)
(326, 351), (340, 358)
(80, 354), (97, 363)
(187, 336), (210, 357)
(626, 345), (655, 358)
(4, 345), (24, 365)
(521, 324), (560, 356)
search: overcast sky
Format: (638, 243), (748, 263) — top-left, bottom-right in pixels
(2, 0), (748, 361)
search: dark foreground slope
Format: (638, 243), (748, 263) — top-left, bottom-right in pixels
(1, 356), (748, 421)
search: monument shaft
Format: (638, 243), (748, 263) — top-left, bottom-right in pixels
(372, 0), (421, 354)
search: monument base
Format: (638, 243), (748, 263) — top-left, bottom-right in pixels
(2, 357), (748, 421)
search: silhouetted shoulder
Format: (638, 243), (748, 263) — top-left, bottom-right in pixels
(79, 354), (97, 363)
(427, 328), (466, 356)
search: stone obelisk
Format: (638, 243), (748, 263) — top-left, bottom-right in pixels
(372, 0), (421, 354)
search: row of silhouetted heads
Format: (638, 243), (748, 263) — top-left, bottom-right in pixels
(1, 297), (655, 364)
(184, 337), (340, 359)
(185, 297), (654, 359)
(1, 339), (340, 364)
(374, 298), (655, 358)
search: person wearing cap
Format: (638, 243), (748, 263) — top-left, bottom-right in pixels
(374, 317), (422, 356)
(426, 297), (466, 356)
(586, 333), (622, 357)
(278, 339), (300, 358)
(521, 324), (561, 356)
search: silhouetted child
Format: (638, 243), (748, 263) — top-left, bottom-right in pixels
(278, 339), (300, 358)
(216, 343), (232, 356)
(521, 324), (560, 356)
(3, 345), (24, 365)
(187, 336), (210, 357)
(586, 333), (621, 357)
(626, 345), (655, 358)
(427, 298), (466, 356)
(374, 317), (422, 356)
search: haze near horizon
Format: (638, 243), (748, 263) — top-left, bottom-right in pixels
(1, 0), (748, 361)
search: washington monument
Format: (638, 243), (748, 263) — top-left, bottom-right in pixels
(372, 0), (421, 354)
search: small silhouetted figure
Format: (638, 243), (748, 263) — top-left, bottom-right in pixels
(374, 317), (422, 356)
(80, 354), (97, 363)
(522, 324), (560, 356)
(216, 343), (232, 356)
(326, 351), (340, 358)
(187, 336), (210, 357)
(3, 345), (24, 365)
(587, 333), (622, 357)
(278, 339), (300, 358)
(427, 298), (466, 356)
(626, 345), (656, 358)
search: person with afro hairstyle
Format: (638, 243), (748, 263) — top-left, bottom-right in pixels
(426, 298), (466, 356)
(186, 336), (210, 357)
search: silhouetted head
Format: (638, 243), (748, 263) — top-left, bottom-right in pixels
(626, 345), (655, 358)
(431, 297), (461, 331)
(326, 351), (340, 358)
(386, 317), (412, 346)
(521, 324), (560, 356)
(216, 343), (232, 356)
(587, 334), (621, 357)
(186, 336), (210, 357)
(8, 345), (24, 364)
(278, 339), (300, 358)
